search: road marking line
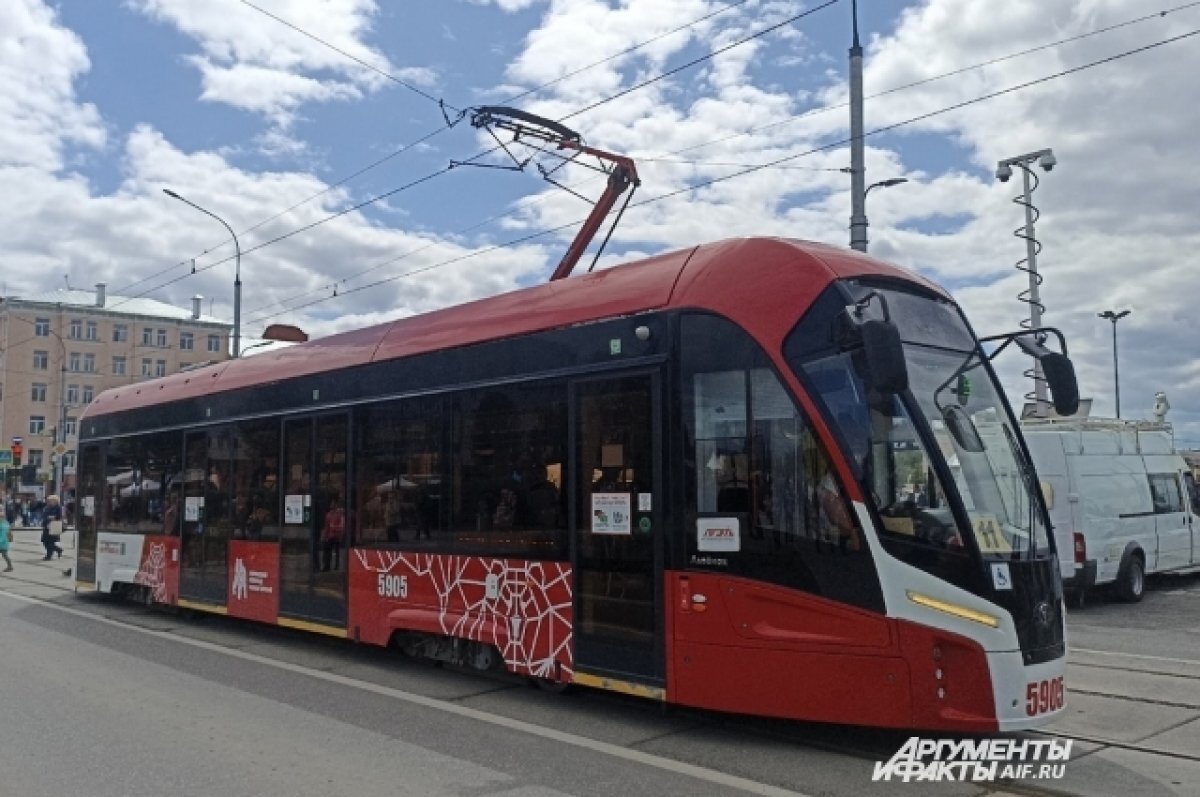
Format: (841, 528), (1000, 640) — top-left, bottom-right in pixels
(0, 590), (808, 797)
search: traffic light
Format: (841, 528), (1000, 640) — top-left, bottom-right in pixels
(12, 442), (22, 466)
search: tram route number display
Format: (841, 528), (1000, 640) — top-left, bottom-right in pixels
(377, 573), (409, 599)
(1025, 676), (1065, 717)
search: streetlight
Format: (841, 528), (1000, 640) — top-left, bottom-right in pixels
(163, 189), (242, 357)
(1098, 309), (1130, 419)
(996, 147), (1056, 416)
(846, 176), (909, 253)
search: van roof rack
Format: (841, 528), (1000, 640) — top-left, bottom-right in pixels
(1021, 416), (1173, 434)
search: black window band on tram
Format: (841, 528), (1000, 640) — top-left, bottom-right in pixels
(784, 282), (1066, 665)
(678, 311), (884, 614)
(783, 283), (985, 597)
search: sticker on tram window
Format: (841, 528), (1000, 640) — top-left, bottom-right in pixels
(990, 562), (1013, 591)
(973, 514), (1011, 553)
(592, 493), (632, 535)
(83, 496), (95, 517)
(1025, 676), (1065, 716)
(697, 518), (740, 552)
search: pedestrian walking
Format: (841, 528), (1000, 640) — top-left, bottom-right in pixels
(41, 494), (64, 560)
(0, 514), (13, 572)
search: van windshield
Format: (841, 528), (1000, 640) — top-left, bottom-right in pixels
(791, 285), (1050, 564)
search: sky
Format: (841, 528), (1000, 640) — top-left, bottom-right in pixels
(3, 0), (1199, 446)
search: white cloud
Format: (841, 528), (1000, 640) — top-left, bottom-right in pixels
(129, 0), (435, 128)
(6, 0), (1200, 446)
(0, 0), (105, 171)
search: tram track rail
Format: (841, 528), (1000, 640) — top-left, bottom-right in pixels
(5, 580), (1196, 796)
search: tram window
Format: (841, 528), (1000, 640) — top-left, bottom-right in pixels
(231, 420), (280, 540)
(356, 397), (444, 547)
(76, 444), (103, 582)
(205, 427), (236, 538)
(103, 432), (181, 535)
(450, 383), (567, 558)
(800, 351), (975, 590)
(681, 313), (883, 613)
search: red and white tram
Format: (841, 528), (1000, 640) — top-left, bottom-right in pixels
(75, 237), (1076, 731)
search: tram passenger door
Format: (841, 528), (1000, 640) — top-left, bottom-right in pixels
(180, 431), (228, 604)
(279, 413), (349, 626)
(571, 374), (662, 683)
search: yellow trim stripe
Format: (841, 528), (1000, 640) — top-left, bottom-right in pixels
(176, 598), (229, 615)
(906, 591), (1000, 628)
(74, 581), (98, 593)
(573, 671), (665, 701)
(277, 617), (348, 638)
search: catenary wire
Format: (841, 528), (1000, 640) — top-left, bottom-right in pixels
(244, 6), (1198, 317)
(114, 1), (839, 309)
(116, 0), (761, 297)
(240, 26), (1200, 325)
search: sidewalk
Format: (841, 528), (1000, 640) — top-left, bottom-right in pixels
(1, 525), (78, 592)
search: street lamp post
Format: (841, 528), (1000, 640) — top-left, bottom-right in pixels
(163, 189), (242, 357)
(1098, 309), (1130, 419)
(848, 0), (867, 252)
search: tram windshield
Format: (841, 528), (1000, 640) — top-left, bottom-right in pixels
(790, 285), (1050, 566)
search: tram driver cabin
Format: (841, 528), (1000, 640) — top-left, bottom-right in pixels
(75, 237), (1077, 733)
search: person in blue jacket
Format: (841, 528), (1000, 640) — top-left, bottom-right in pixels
(41, 494), (64, 560)
(0, 514), (13, 572)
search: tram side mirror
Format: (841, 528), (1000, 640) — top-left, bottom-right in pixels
(1013, 335), (1080, 417)
(859, 319), (909, 395)
(1040, 352), (1080, 417)
(942, 404), (985, 453)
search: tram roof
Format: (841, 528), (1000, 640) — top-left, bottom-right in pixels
(81, 237), (940, 420)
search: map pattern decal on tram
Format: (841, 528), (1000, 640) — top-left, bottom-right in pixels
(350, 550), (574, 679)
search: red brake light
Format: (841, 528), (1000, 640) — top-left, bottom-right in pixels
(1073, 533), (1086, 564)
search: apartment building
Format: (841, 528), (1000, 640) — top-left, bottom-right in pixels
(0, 283), (232, 500)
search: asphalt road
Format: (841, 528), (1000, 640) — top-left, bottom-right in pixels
(2, 527), (1198, 797)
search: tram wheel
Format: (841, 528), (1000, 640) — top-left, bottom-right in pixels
(532, 677), (570, 694)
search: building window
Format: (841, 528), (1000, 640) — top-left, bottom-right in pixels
(70, 318), (83, 339)
(67, 384), (79, 404)
(86, 320), (99, 340)
(180, 332), (194, 351)
(113, 324), (128, 342)
(141, 358), (152, 376)
(31, 383), (48, 402)
(208, 334), (221, 353)
(63, 451), (76, 470)
(33, 350), (48, 370)
(82, 385), (94, 403)
(178, 363), (190, 372)
(34, 318), (50, 337)
(142, 327), (153, 345)
(84, 353), (96, 372)
(68, 352), (81, 371)
(29, 416), (46, 435)
(156, 329), (167, 347)
(112, 356), (126, 376)
(155, 360), (167, 377)
(65, 418), (78, 437)
(29, 450), (44, 468)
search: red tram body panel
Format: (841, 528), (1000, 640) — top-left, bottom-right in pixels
(77, 238), (1066, 733)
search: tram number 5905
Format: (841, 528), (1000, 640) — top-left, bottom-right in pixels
(377, 573), (408, 599)
(1025, 676), (1065, 716)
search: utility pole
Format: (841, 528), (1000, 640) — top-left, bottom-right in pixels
(848, 0), (868, 252)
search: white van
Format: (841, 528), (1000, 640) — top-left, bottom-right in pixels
(1021, 418), (1200, 604)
